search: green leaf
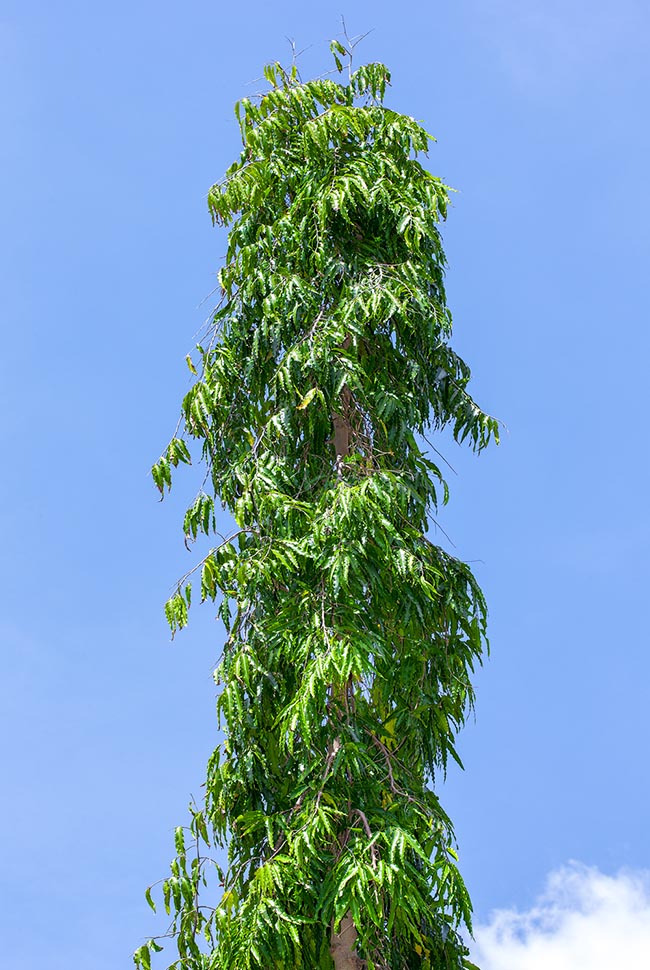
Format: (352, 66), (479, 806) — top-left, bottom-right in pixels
(133, 944), (151, 970)
(174, 826), (186, 857)
(296, 387), (318, 410)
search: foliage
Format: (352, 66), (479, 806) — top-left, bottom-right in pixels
(137, 46), (497, 970)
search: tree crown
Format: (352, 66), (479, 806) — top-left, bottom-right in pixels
(139, 52), (496, 970)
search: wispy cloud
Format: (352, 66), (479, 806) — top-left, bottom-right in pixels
(472, 864), (650, 968)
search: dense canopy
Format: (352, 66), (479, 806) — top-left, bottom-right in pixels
(138, 53), (497, 970)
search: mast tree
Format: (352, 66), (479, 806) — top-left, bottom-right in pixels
(137, 44), (498, 970)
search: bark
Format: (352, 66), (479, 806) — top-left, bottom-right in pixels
(333, 337), (353, 474)
(333, 394), (352, 471)
(330, 914), (364, 970)
(328, 342), (363, 969)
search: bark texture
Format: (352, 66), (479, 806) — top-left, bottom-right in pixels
(329, 353), (362, 970)
(330, 914), (364, 970)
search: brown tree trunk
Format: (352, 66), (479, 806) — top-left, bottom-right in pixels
(330, 913), (364, 970)
(332, 337), (352, 474)
(333, 398), (351, 472)
(328, 341), (362, 969)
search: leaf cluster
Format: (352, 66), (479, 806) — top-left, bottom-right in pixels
(141, 54), (496, 970)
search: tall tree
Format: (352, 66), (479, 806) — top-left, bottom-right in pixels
(137, 46), (498, 970)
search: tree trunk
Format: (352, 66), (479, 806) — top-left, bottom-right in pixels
(329, 345), (362, 969)
(330, 914), (364, 970)
(332, 338), (352, 473)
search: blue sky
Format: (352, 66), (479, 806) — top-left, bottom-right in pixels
(2, 1), (649, 966)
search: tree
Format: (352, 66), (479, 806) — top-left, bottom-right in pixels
(136, 45), (498, 970)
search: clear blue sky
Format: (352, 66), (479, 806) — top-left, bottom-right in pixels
(2, 1), (649, 966)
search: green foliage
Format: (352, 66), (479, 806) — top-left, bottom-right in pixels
(140, 51), (497, 970)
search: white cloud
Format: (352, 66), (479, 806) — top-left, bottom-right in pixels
(471, 863), (650, 969)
